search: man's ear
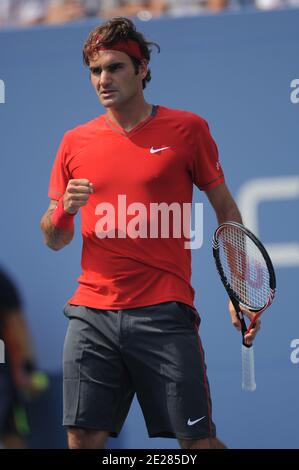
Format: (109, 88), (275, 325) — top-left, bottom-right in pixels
(139, 60), (148, 80)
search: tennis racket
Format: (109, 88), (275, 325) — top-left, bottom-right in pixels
(212, 221), (276, 391)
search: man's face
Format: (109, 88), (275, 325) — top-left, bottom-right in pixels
(89, 50), (147, 109)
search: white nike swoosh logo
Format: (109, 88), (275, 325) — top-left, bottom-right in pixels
(150, 146), (170, 154)
(187, 416), (205, 426)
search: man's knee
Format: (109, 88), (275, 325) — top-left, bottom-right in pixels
(179, 436), (227, 449)
(67, 427), (109, 449)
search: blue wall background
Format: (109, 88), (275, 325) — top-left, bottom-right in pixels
(0, 9), (298, 448)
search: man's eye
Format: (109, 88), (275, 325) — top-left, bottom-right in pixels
(109, 64), (122, 72)
(91, 67), (101, 76)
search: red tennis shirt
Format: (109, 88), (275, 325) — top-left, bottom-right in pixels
(48, 105), (224, 310)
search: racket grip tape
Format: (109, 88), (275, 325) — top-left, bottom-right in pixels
(241, 344), (256, 392)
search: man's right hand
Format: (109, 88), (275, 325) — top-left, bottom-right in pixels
(63, 179), (93, 214)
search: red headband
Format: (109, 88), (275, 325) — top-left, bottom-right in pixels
(95, 39), (144, 61)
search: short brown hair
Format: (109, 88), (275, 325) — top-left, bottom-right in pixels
(83, 17), (160, 89)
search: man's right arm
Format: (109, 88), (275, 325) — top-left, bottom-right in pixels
(40, 199), (74, 251)
(40, 178), (93, 251)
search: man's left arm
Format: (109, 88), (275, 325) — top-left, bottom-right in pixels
(205, 182), (242, 225)
(205, 182), (261, 345)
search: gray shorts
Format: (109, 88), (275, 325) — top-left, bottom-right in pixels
(63, 301), (216, 440)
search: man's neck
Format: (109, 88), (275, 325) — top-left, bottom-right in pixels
(106, 97), (152, 132)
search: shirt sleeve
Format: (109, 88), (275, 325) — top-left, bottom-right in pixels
(189, 117), (225, 191)
(48, 132), (72, 200)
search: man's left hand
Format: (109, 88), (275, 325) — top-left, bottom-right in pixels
(228, 300), (261, 346)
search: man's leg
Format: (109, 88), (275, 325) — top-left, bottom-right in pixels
(67, 427), (110, 449)
(122, 302), (220, 442)
(178, 437), (227, 449)
(63, 307), (134, 447)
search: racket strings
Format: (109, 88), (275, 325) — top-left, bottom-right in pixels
(218, 227), (270, 309)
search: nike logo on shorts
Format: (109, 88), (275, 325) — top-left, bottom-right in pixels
(187, 416), (205, 426)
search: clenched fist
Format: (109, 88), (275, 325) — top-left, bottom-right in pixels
(63, 179), (93, 214)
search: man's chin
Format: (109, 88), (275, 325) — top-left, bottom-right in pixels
(99, 97), (118, 108)
(101, 101), (113, 108)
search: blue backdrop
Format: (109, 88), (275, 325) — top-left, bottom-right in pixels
(0, 8), (298, 448)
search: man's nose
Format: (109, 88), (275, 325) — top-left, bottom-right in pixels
(99, 70), (112, 88)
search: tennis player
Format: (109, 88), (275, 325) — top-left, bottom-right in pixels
(0, 267), (48, 448)
(40, 17), (260, 449)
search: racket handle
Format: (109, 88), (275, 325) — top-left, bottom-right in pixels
(241, 344), (256, 392)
